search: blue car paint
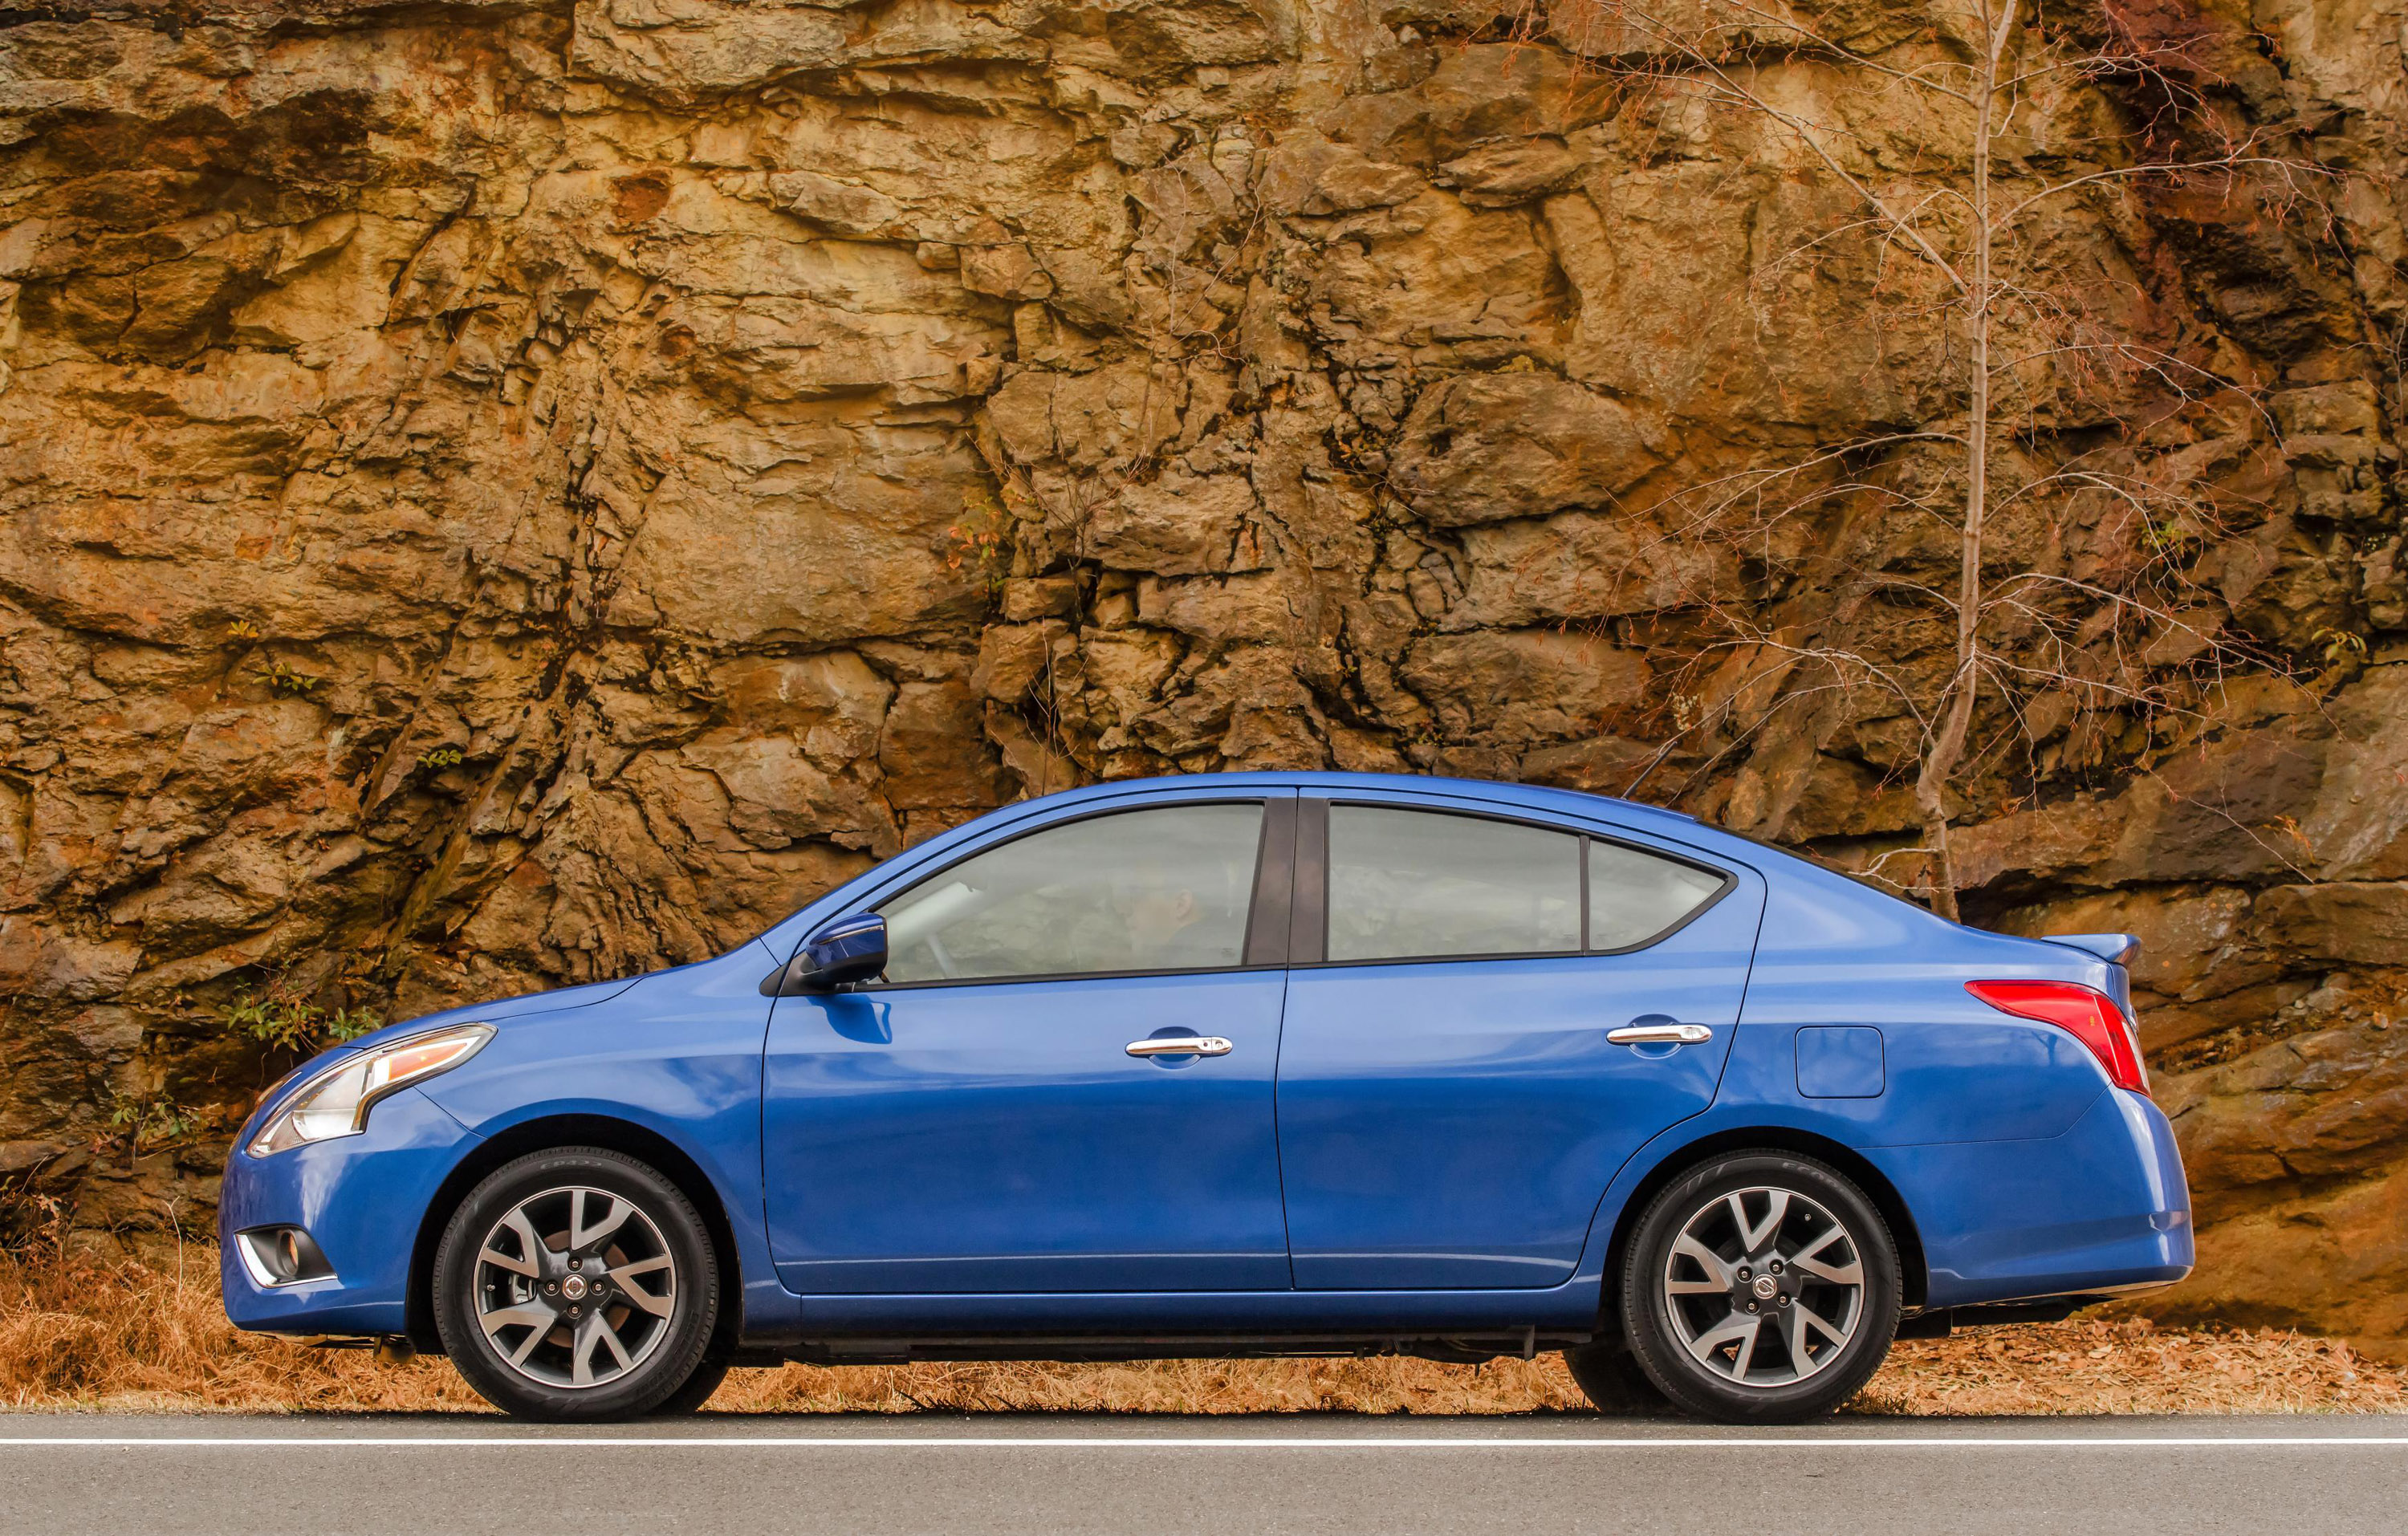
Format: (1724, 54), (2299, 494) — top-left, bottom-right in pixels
(218, 770), (2193, 1351)
(218, 1086), (477, 1337)
(763, 969), (1293, 1294)
(1869, 1089), (2191, 1306)
(759, 779), (1296, 1294)
(409, 941), (811, 1339)
(219, 967), (674, 1335)
(231, 969), (659, 1155)
(1274, 786), (1766, 1290)
(1795, 1026), (1885, 1099)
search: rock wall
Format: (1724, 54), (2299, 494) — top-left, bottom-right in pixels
(1, 0), (2404, 1352)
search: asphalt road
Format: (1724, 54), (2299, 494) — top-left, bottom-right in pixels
(2, 1414), (2403, 1535)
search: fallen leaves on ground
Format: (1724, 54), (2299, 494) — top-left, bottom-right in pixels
(1858, 1319), (2406, 1416)
(3, 1249), (2400, 1416)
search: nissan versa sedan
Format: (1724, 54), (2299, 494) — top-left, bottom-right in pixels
(220, 773), (2191, 1422)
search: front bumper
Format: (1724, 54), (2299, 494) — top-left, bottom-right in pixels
(218, 1086), (480, 1337)
(1873, 1087), (2194, 1310)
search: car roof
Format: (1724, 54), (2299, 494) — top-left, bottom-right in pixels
(755, 769), (1956, 959)
(1018, 769), (1959, 916)
(1019, 767), (1689, 819)
(1011, 770), (1732, 852)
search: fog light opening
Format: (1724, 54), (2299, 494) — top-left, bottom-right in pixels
(238, 1226), (335, 1287)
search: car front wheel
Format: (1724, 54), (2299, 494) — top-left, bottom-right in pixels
(1618, 1152), (1900, 1423)
(1562, 1337), (1666, 1413)
(433, 1147), (721, 1421)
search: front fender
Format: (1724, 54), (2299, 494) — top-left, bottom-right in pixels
(219, 1085), (481, 1336)
(412, 942), (807, 1342)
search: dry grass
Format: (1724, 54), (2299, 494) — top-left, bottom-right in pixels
(1857, 1319), (2407, 1416)
(4, 1247), (2402, 1416)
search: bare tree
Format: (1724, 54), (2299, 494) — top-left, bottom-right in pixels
(1523, 0), (2329, 916)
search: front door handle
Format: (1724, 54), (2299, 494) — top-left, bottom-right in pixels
(1126, 1036), (1234, 1058)
(1607, 1022), (1714, 1046)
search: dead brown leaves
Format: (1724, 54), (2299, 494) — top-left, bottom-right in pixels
(1864, 1317), (2408, 1416)
(2, 1250), (2399, 1416)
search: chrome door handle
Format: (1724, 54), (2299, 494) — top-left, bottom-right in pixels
(1607, 1023), (1714, 1046)
(1126, 1036), (1234, 1058)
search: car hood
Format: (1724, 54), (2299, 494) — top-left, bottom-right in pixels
(342, 972), (649, 1054)
(245, 973), (649, 1130)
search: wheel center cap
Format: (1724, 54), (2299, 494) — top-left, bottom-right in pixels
(561, 1274), (589, 1302)
(1751, 1274), (1779, 1301)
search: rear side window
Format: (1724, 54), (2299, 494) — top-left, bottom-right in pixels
(1588, 839), (1727, 950)
(878, 803), (1265, 984)
(1323, 804), (1730, 964)
(1327, 806), (1581, 961)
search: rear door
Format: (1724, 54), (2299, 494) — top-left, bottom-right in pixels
(1273, 794), (1764, 1290)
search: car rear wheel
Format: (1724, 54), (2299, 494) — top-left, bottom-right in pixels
(1618, 1152), (1900, 1424)
(434, 1147), (720, 1421)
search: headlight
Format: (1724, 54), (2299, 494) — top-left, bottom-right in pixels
(247, 1023), (494, 1156)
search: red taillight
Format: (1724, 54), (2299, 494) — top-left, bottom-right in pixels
(1965, 980), (2150, 1095)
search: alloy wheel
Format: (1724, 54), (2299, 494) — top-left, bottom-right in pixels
(1660, 1184), (1865, 1388)
(470, 1185), (680, 1390)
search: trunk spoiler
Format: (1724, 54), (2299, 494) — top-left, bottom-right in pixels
(2040, 932), (2141, 966)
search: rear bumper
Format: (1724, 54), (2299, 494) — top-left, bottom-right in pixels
(1872, 1087), (2194, 1310)
(217, 1087), (479, 1337)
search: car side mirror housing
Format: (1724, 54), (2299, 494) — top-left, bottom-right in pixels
(763, 912), (888, 997)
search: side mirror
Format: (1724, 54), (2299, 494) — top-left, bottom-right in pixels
(763, 912), (888, 997)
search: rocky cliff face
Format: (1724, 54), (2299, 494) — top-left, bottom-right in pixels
(2, 0), (2404, 1352)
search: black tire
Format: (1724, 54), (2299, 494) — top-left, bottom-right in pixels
(1618, 1152), (1900, 1424)
(651, 1350), (733, 1416)
(648, 1276), (748, 1417)
(434, 1147), (721, 1422)
(1562, 1338), (1666, 1414)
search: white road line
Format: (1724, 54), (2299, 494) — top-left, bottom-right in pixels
(0, 1434), (2404, 1449)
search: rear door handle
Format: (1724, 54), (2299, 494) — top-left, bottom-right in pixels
(1607, 1023), (1714, 1046)
(1126, 1036), (1235, 1058)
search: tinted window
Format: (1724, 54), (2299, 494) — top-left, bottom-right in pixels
(1588, 840), (1725, 950)
(1327, 807), (1580, 962)
(878, 803), (1263, 983)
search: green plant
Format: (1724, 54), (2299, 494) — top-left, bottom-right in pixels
(222, 984), (380, 1055)
(105, 1093), (197, 1156)
(416, 745), (464, 770)
(2142, 515), (2202, 560)
(254, 660), (324, 697)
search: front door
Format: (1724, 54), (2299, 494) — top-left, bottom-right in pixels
(763, 794), (1296, 1294)
(1275, 796), (1763, 1290)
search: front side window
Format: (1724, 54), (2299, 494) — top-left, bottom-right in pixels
(1327, 806), (1581, 962)
(878, 803), (1264, 984)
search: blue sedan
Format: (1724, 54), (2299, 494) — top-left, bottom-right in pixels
(219, 773), (2191, 1422)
